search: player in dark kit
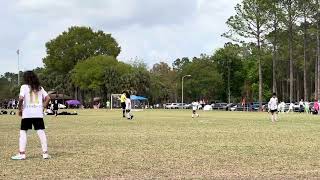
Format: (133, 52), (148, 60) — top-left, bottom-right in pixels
(120, 91), (127, 118)
(53, 100), (59, 116)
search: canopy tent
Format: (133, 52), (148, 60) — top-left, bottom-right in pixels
(66, 100), (81, 106)
(48, 91), (72, 100)
(130, 95), (148, 109)
(49, 94), (72, 100)
(130, 95), (148, 101)
(110, 94), (148, 110)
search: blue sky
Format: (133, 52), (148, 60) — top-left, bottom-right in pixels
(0, 0), (241, 74)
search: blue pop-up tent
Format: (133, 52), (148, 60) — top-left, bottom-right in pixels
(130, 95), (148, 109)
(130, 95), (148, 101)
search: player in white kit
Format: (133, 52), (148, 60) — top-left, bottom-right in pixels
(192, 101), (200, 118)
(268, 93), (278, 123)
(125, 93), (134, 120)
(11, 71), (51, 160)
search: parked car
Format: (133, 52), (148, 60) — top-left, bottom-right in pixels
(293, 103), (302, 112)
(252, 103), (260, 111)
(164, 103), (192, 109)
(203, 105), (213, 111)
(309, 102), (315, 113)
(252, 102), (268, 111)
(230, 104), (238, 111)
(182, 103), (192, 109)
(212, 103), (228, 110)
(284, 103), (291, 112)
(166, 103), (181, 109)
(225, 103), (237, 111)
(164, 103), (172, 109)
(236, 104), (251, 111)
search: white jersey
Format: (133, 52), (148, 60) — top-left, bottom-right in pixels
(192, 102), (199, 110)
(289, 103), (294, 110)
(268, 97), (278, 111)
(125, 99), (132, 110)
(19, 85), (48, 119)
(299, 101), (304, 106)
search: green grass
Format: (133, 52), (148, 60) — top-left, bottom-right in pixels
(1, 110), (320, 179)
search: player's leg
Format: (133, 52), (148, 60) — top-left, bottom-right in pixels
(271, 111), (275, 123)
(34, 118), (50, 159)
(125, 109), (132, 119)
(37, 130), (49, 159)
(125, 109), (129, 119)
(11, 119), (31, 160)
(192, 110), (196, 118)
(129, 110), (133, 119)
(12, 130), (28, 160)
(121, 103), (126, 117)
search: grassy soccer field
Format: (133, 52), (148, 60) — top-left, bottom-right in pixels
(1, 110), (320, 179)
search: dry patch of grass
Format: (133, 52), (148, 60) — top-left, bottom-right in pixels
(1, 110), (320, 179)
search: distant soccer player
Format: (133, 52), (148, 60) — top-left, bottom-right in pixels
(287, 102), (294, 113)
(119, 91), (127, 118)
(304, 101), (310, 114)
(11, 71), (51, 160)
(53, 99), (59, 117)
(125, 92), (133, 120)
(278, 101), (286, 113)
(299, 99), (304, 113)
(268, 93), (278, 123)
(106, 100), (110, 109)
(192, 101), (200, 118)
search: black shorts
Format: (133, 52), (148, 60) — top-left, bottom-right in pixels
(193, 110), (196, 114)
(21, 118), (45, 130)
(121, 102), (126, 110)
(270, 109), (277, 113)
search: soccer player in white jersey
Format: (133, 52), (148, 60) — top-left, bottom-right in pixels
(11, 71), (51, 160)
(125, 93), (133, 120)
(192, 101), (200, 118)
(268, 93), (278, 123)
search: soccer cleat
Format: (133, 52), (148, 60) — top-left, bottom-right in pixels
(43, 153), (51, 159)
(11, 153), (26, 160)
(131, 115), (134, 120)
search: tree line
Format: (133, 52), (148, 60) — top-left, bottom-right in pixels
(224, 0), (320, 109)
(0, 26), (249, 105)
(1, 0), (319, 108)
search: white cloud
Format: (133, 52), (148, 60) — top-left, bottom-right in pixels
(0, 0), (241, 74)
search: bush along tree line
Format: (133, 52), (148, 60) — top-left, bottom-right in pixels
(1, 0), (320, 108)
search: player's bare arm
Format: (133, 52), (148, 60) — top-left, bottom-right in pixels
(18, 96), (23, 117)
(43, 95), (50, 109)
